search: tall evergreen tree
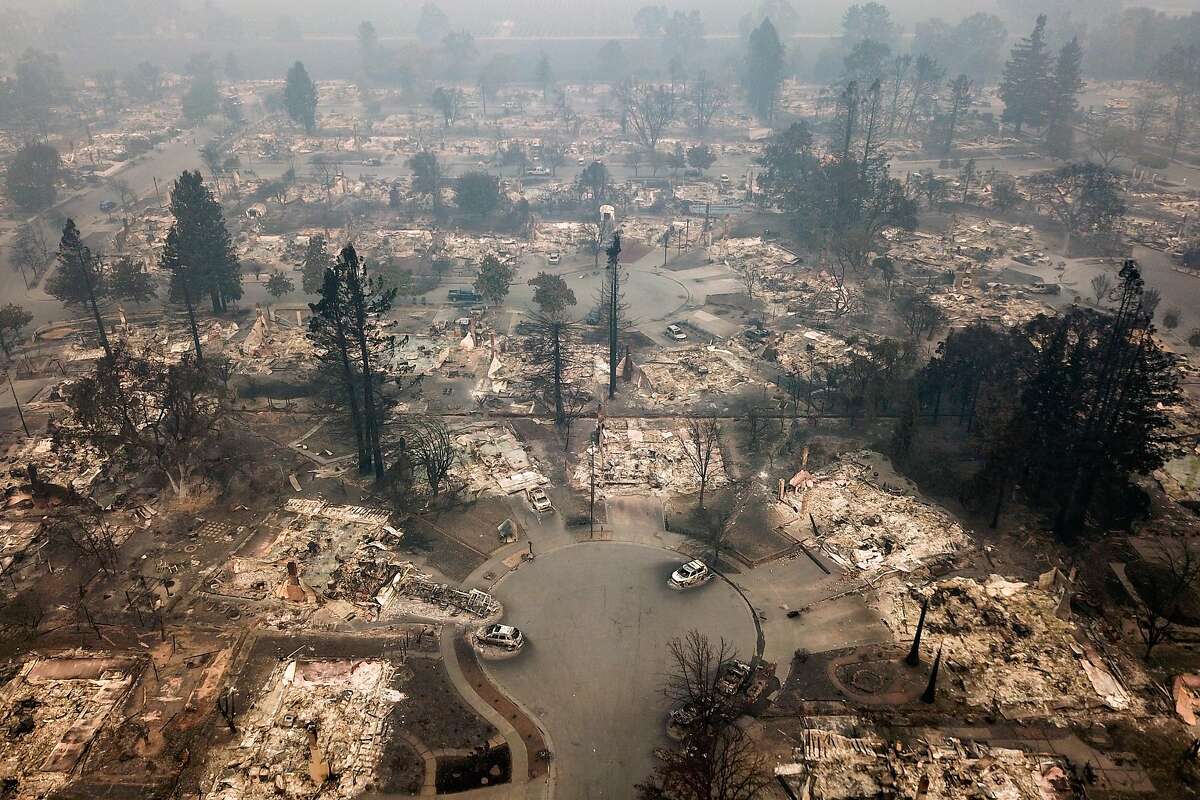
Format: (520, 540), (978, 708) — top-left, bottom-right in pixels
(284, 61), (318, 134)
(999, 14), (1053, 135)
(534, 53), (553, 102)
(1045, 37), (1084, 159)
(942, 74), (972, 156)
(309, 263), (367, 472)
(46, 220), (111, 358)
(340, 245), (394, 480)
(743, 18), (785, 122)
(161, 171), (242, 320)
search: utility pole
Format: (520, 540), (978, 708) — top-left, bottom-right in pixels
(7, 372), (29, 437)
(589, 425), (598, 537)
(606, 233), (621, 400)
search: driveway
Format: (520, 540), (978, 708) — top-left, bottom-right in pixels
(482, 541), (756, 799)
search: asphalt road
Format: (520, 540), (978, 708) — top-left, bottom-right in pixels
(483, 541), (757, 799)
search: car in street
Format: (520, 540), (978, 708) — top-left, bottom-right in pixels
(526, 166), (551, 176)
(448, 288), (483, 305)
(669, 559), (713, 590)
(98, 200), (118, 213)
(547, 252), (561, 265)
(717, 660), (752, 695)
(477, 623), (525, 651)
(361, 158), (382, 167)
(665, 324), (687, 341)
(528, 486), (553, 513)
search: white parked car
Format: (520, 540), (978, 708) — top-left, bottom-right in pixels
(665, 324), (687, 341)
(477, 623), (525, 650)
(528, 487), (553, 513)
(547, 252), (561, 265)
(669, 560), (713, 590)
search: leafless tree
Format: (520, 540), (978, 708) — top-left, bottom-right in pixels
(640, 630), (769, 800)
(690, 71), (727, 136)
(739, 401), (772, 454)
(731, 262), (760, 299)
(681, 417), (721, 509)
(637, 724), (771, 800)
(314, 162), (338, 209)
(110, 178), (137, 211)
(49, 515), (121, 576)
(398, 416), (457, 497)
(1086, 123), (1137, 169)
(560, 385), (591, 451)
(1136, 539), (1200, 659)
(897, 293), (946, 340)
(627, 83), (676, 162)
(701, 500), (737, 567)
(1091, 272), (1113, 305)
(663, 629), (735, 722)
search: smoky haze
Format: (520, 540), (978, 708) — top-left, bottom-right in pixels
(3, 0), (1194, 79)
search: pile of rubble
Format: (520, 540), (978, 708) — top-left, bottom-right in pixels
(377, 563), (501, 622)
(927, 288), (1054, 328)
(206, 659), (399, 799)
(571, 418), (728, 497)
(630, 345), (760, 407)
(787, 451), (973, 576)
(774, 717), (1073, 800)
(209, 500), (398, 621)
(4, 431), (111, 499)
(875, 574), (1145, 720)
(0, 655), (141, 798)
(452, 423), (549, 496)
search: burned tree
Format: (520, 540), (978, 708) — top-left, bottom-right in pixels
(639, 630), (770, 800)
(394, 416), (457, 497)
(344, 246), (394, 479)
(970, 261), (1181, 538)
(526, 315), (583, 425)
(636, 724), (770, 800)
(309, 266), (366, 473)
(682, 417), (722, 509)
(308, 245), (395, 478)
(47, 514), (121, 576)
(689, 70), (727, 135)
(65, 343), (227, 498)
(1135, 539), (1200, 659)
(626, 83), (676, 166)
(602, 234), (625, 399)
(663, 629), (736, 729)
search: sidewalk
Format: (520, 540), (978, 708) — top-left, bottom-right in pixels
(439, 625), (555, 799)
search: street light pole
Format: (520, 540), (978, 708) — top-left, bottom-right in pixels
(588, 425), (597, 538)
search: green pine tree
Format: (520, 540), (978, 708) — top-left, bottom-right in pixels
(46, 219), (111, 358)
(1045, 37), (1084, 159)
(999, 14), (1053, 135)
(744, 18), (785, 122)
(161, 171), (242, 317)
(284, 61), (318, 134)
